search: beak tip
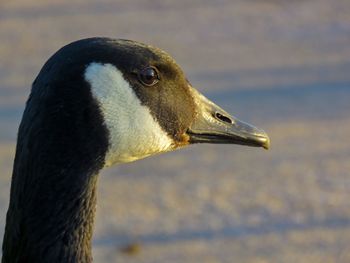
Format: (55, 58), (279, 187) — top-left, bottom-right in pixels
(263, 142), (270, 150)
(261, 134), (270, 150)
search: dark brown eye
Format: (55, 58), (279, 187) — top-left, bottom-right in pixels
(138, 66), (159, 86)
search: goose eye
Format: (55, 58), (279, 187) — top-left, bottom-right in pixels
(138, 66), (159, 86)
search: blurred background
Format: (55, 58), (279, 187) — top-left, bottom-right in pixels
(1, 0), (350, 262)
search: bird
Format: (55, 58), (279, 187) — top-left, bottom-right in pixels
(1, 37), (269, 263)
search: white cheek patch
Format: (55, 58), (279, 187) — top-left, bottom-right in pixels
(84, 62), (174, 166)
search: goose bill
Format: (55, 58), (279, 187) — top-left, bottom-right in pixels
(186, 91), (270, 150)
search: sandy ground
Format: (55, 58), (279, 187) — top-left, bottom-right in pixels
(1, 0), (350, 262)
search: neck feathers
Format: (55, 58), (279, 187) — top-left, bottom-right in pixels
(3, 173), (98, 263)
(2, 68), (109, 262)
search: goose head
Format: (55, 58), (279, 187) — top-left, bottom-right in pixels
(65, 38), (269, 167)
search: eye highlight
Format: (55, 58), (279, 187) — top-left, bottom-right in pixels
(138, 66), (160, 86)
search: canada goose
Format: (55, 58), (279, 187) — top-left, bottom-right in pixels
(2, 38), (269, 263)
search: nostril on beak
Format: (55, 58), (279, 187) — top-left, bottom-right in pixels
(214, 112), (233, 124)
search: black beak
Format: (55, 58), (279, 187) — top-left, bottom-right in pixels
(187, 88), (270, 150)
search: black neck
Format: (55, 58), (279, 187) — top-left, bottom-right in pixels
(2, 70), (109, 263)
(2, 168), (99, 263)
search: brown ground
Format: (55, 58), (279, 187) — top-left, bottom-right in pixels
(1, 0), (350, 262)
